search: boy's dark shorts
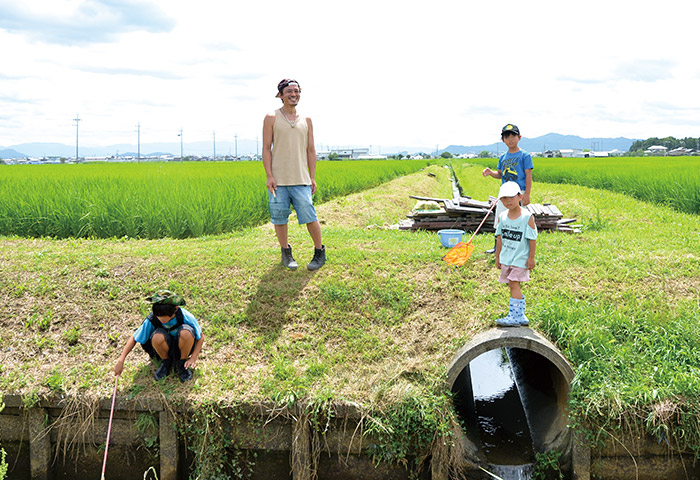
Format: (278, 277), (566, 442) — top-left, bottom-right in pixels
(141, 325), (196, 361)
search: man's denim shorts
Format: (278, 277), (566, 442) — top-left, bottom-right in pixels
(269, 185), (318, 225)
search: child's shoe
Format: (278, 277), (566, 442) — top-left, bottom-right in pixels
(496, 297), (520, 327)
(154, 359), (172, 381)
(515, 295), (529, 326)
(176, 359), (193, 383)
(484, 236), (497, 254)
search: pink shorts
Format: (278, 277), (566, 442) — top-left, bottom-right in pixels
(499, 265), (530, 283)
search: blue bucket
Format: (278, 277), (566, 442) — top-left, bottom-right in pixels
(437, 229), (464, 248)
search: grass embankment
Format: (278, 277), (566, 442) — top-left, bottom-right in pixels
(1, 162), (699, 465)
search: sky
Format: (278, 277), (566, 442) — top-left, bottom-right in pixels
(1, 0), (699, 154)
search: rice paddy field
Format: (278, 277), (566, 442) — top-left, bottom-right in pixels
(0, 159), (433, 239)
(474, 156), (700, 214)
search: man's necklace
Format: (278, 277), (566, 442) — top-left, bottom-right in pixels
(280, 109), (298, 128)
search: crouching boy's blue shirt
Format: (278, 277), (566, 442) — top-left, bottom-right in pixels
(133, 307), (202, 344)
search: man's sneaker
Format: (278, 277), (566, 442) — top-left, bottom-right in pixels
(281, 244), (298, 270)
(307, 245), (326, 271)
(154, 359), (172, 381)
(176, 359), (193, 383)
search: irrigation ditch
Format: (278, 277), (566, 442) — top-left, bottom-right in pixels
(2, 327), (698, 479)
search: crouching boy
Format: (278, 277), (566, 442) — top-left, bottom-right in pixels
(114, 290), (203, 382)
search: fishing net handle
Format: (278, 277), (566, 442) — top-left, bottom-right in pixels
(466, 199), (498, 245)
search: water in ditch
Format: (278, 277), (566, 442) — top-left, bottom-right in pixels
(453, 348), (535, 479)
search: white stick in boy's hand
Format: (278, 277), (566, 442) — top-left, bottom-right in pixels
(272, 189), (276, 198)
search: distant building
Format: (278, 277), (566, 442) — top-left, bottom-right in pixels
(645, 145), (668, 156)
(559, 149), (584, 158)
(668, 147), (694, 156)
(325, 148), (373, 159)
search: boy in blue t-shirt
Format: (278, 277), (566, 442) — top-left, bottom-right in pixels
(482, 123), (534, 253)
(114, 290), (204, 382)
(494, 182), (537, 327)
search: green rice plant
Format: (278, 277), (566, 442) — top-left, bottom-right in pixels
(471, 156), (700, 214)
(0, 159), (432, 239)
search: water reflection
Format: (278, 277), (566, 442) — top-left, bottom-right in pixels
(469, 348), (534, 466)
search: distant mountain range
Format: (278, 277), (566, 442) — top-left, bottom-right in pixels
(0, 140), (261, 159)
(1, 133), (639, 159)
(0, 149), (26, 159)
(442, 133), (638, 155)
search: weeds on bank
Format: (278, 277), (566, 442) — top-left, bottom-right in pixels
(136, 412), (160, 450)
(178, 402), (259, 480)
(532, 450), (564, 480)
(365, 383), (457, 473)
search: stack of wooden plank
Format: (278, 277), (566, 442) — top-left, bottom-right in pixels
(399, 195), (581, 233)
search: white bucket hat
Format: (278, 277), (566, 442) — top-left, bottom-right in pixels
(498, 181), (522, 199)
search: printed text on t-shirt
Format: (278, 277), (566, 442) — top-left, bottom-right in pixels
(502, 228), (523, 242)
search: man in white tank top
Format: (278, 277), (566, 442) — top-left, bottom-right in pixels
(262, 79), (326, 271)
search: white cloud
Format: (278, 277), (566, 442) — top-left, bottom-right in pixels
(1, 0), (700, 151)
(0, 0), (174, 44)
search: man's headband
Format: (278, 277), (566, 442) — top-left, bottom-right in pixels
(276, 79), (300, 97)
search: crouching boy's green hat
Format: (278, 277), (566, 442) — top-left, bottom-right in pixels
(148, 290), (186, 306)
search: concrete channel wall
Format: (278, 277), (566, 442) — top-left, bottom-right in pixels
(0, 394), (429, 480)
(2, 392), (698, 480)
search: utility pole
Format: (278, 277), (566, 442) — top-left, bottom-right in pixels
(73, 114), (81, 161)
(137, 122), (141, 163)
(213, 131), (216, 160)
(256, 135), (259, 158)
(178, 128), (183, 161)
(235, 133), (238, 158)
